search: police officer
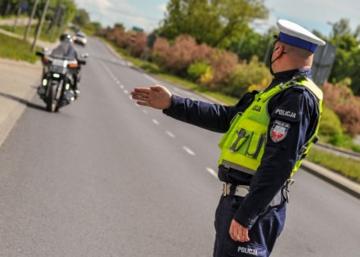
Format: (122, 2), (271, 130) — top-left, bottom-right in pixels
(131, 19), (325, 257)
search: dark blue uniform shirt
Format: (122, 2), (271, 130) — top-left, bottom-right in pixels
(163, 69), (320, 229)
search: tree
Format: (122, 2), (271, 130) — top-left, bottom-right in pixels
(229, 27), (275, 62)
(73, 8), (90, 27)
(331, 18), (351, 38)
(328, 18), (360, 95)
(158, 0), (268, 49)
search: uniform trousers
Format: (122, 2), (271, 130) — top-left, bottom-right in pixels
(213, 195), (286, 257)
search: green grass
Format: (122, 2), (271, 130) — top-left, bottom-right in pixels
(319, 134), (360, 153)
(0, 33), (38, 63)
(306, 148), (360, 183)
(0, 24), (59, 42)
(105, 39), (238, 106)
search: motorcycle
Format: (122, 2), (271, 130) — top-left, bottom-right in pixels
(36, 51), (87, 112)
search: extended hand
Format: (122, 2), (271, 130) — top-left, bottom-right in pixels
(131, 85), (172, 110)
(229, 219), (250, 242)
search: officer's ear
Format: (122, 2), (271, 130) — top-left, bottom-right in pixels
(273, 42), (284, 58)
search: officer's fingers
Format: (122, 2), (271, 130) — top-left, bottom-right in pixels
(133, 87), (151, 94)
(229, 220), (238, 241)
(240, 227), (250, 242)
(131, 92), (149, 100)
(136, 100), (150, 107)
(229, 224), (236, 241)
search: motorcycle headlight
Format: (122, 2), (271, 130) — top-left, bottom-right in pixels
(52, 73), (60, 78)
(42, 79), (48, 86)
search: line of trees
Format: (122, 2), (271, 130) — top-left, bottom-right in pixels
(0, 0), (76, 40)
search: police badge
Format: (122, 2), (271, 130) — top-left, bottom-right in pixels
(270, 120), (290, 143)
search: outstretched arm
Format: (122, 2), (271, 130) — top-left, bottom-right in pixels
(131, 85), (255, 133)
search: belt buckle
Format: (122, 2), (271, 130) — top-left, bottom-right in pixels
(222, 183), (230, 196)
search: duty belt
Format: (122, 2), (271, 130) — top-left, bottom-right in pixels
(222, 183), (249, 197)
(222, 180), (294, 207)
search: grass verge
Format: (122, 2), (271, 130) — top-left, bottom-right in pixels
(0, 33), (37, 63)
(0, 24), (59, 42)
(306, 148), (360, 183)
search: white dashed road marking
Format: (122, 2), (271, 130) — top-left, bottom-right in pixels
(206, 167), (218, 178)
(165, 131), (175, 138)
(142, 109), (148, 114)
(183, 146), (195, 156)
(152, 119), (159, 125)
(120, 85), (124, 89)
(124, 90), (129, 94)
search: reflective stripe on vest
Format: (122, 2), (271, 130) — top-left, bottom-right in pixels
(218, 76), (323, 177)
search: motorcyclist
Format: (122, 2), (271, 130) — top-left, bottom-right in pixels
(50, 33), (81, 98)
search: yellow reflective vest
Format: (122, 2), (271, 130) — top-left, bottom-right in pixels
(218, 76), (323, 177)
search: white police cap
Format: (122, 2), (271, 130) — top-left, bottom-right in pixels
(277, 19), (326, 53)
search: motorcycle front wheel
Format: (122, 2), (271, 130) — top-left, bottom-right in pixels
(46, 81), (58, 112)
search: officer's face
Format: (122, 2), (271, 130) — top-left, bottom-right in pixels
(270, 41), (286, 72)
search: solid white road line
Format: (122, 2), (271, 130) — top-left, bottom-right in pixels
(152, 119), (159, 125)
(206, 167), (218, 178)
(143, 74), (158, 84)
(183, 146), (195, 156)
(165, 130), (175, 138)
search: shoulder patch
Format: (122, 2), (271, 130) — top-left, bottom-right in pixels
(270, 120), (290, 143)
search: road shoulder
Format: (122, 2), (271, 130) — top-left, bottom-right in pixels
(0, 58), (41, 147)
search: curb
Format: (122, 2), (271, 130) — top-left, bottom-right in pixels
(301, 160), (360, 199)
(0, 84), (37, 148)
(101, 38), (360, 199)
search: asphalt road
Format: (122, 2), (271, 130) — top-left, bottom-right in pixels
(0, 38), (359, 257)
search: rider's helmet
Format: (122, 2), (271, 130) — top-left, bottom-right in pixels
(59, 33), (73, 43)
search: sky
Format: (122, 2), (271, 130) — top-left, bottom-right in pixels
(75, 0), (360, 36)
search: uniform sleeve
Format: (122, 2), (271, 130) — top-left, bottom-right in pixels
(163, 92), (256, 133)
(233, 88), (318, 229)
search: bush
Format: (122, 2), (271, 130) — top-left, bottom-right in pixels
(208, 49), (238, 87)
(187, 61), (210, 81)
(328, 133), (353, 147)
(152, 37), (170, 66)
(323, 82), (360, 135)
(193, 43), (214, 62)
(224, 56), (271, 97)
(163, 35), (198, 74)
(319, 106), (343, 137)
(128, 32), (147, 58)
